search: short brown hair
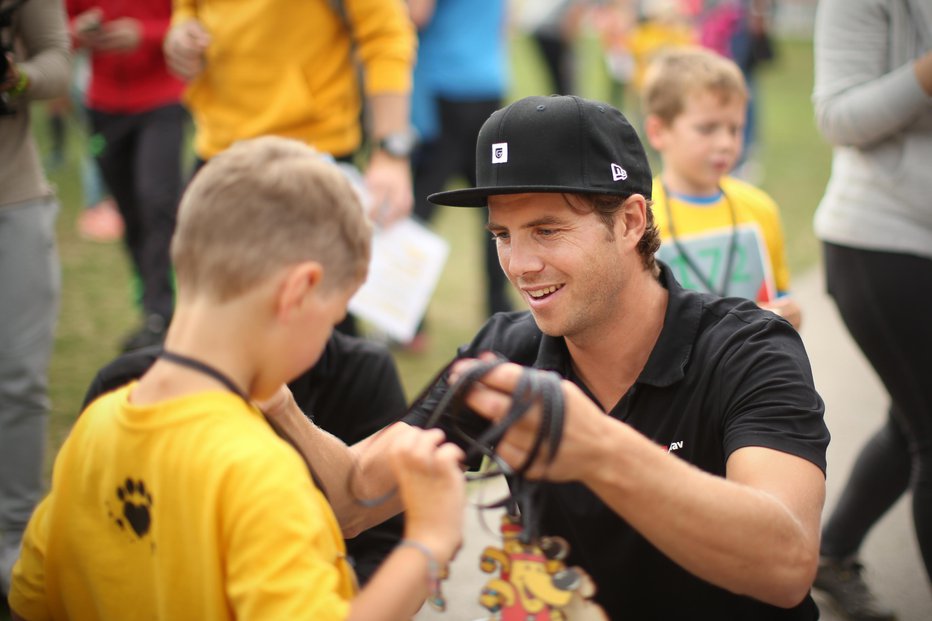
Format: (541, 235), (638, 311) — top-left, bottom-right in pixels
(641, 46), (748, 124)
(565, 194), (661, 272)
(171, 137), (372, 302)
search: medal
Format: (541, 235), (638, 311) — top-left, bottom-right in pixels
(478, 514), (607, 620)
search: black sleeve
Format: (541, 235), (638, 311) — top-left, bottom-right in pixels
(719, 317), (830, 473)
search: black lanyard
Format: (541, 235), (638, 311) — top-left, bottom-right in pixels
(662, 184), (739, 297)
(158, 349), (331, 498)
(158, 350), (250, 403)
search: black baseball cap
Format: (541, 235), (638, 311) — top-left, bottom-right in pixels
(428, 95), (652, 207)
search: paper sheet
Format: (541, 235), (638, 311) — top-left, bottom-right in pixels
(348, 218), (450, 343)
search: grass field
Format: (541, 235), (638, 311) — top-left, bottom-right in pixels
(28, 33), (831, 497)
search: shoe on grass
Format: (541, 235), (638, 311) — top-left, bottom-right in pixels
(77, 198), (124, 243)
(813, 556), (896, 621)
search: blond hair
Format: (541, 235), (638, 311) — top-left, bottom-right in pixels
(641, 46), (748, 123)
(171, 136), (371, 302)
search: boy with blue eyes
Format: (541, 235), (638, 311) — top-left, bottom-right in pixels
(643, 46), (802, 329)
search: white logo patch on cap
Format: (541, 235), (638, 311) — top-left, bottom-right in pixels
(492, 142), (508, 164)
(611, 163), (627, 181)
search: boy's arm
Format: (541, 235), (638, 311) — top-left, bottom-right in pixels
(260, 387), (404, 537)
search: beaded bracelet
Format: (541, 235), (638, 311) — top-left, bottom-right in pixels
(397, 538), (448, 611)
(7, 69), (28, 98)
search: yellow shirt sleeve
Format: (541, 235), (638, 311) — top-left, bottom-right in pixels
(345, 0), (417, 94)
(171, 0), (198, 25)
(8, 497), (52, 621)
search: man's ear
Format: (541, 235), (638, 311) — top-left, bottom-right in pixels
(616, 195), (649, 248)
(644, 113), (667, 152)
(276, 261), (324, 321)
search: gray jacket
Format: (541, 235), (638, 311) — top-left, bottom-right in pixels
(813, 0), (932, 259)
(0, 0), (70, 209)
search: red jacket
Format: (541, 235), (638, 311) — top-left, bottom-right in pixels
(67, 0), (184, 113)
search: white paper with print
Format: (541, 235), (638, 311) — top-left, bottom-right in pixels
(348, 218), (449, 343)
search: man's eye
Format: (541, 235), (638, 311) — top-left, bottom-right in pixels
(537, 228), (557, 237)
(491, 231), (509, 241)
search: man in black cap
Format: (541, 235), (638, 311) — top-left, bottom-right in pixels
(266, 95), (829, 619)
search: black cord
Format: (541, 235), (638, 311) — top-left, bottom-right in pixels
(158, 350), (250, 403)
(345, 357), (568, 547)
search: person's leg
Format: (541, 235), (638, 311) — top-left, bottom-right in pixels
(820, 413), (911, 556)
(533, 31), (572, 95)
(816, 242), (932, 618)
(132, 104), (185, 325)
(91, 110), (145, 287)
(0, 198), (60, 594)
(824, 244), (932, 573)
(402, 98), (475, 348)
(451, 98), (512, 316)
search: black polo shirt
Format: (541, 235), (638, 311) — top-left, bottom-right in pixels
(82, 331), (408, 586)
(405, 262), (829, 619)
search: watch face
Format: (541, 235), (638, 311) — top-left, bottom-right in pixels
(381, 131), (418, 157)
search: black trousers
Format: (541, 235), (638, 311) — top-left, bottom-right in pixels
(91, 103), (186, 321)
(413, 97), (512, 318)
(820, 242), (932, 578)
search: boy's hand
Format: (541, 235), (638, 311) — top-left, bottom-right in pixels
(389, 427), (465, 565)
(760, 297), (802, 330)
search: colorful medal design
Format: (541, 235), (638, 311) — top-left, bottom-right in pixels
(478, 514), (607, 621)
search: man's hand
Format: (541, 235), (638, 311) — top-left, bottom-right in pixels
(1, 52), (18, 91)
(364, 150), (413, 228)
(452, 359), (612, 482)
(256, 384), (300, 434)
(163, 18), (210, 81)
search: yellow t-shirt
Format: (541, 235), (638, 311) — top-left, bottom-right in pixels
(628, 19), (695, 93)
(10, 385), (355, 621)
(652, 176), (791, 302)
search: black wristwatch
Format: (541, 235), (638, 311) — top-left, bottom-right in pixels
(376, 129), (418, 159)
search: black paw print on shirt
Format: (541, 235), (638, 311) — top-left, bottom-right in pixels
(113, 478), (153, 538)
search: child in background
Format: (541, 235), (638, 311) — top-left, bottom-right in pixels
(642, 46), (801, 328)
(9, 136), (465, 621)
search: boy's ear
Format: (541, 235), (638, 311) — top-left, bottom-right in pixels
(276, 261), (324, 320)
(644, 114), (667, 151)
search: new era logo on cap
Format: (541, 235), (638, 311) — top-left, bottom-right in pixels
(492, 142), (508, 164)
(611, 163), (627, 181)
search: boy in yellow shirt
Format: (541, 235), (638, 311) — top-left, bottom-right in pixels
(642, 46), (801, 328)
(9, 136), (466, 621)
